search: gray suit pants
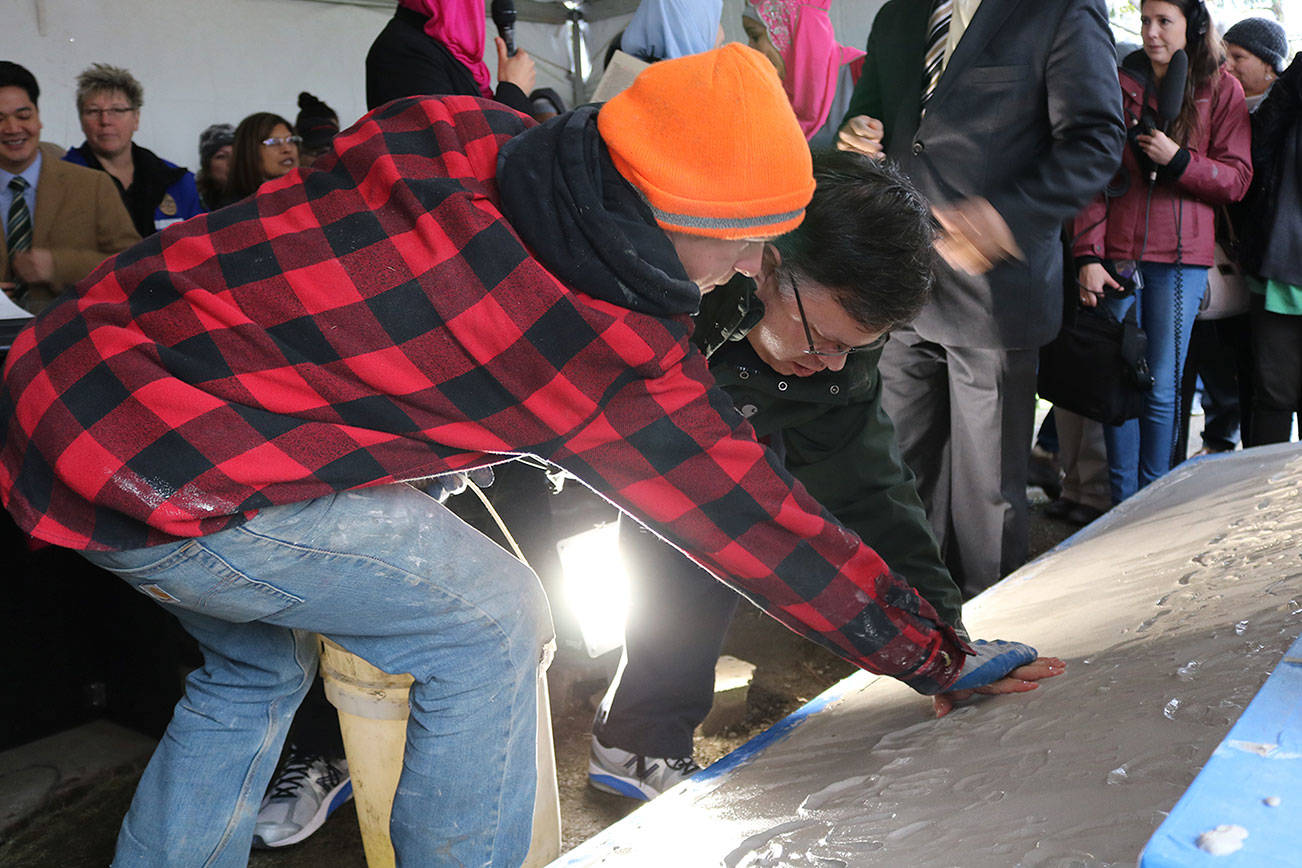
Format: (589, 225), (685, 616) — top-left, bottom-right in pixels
(879, 325), (1038, 593)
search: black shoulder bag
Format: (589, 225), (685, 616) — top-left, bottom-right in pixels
(1038, 287), (1153, 426)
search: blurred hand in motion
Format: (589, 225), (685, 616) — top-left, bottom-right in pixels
(496, 37), (536, 96)
(932, 198), (1022, 275)
(933, 656), (1066, 718)
(11, 248), (54, 284)
(836, 115), (885, 159)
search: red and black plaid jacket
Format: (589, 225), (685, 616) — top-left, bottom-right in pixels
(0, 97), (965, 690)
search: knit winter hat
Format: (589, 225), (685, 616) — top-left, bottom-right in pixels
(295, 91), (340, 152)
(198, 123), (235, 166)
(1223, 17), (1289, 73)
(598, 43), (814, 240)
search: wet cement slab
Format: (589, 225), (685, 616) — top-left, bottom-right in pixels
(554, 445), (1302, 866)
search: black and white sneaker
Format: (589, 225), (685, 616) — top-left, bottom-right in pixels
(587, 736), (701, 801)
(252, 748), (353, 848)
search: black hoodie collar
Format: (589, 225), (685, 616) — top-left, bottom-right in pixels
(495, 105), (700, 317)
(1121, 49), (1158, 88)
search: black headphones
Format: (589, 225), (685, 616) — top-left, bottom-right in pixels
(1186, 0), (1209, 39)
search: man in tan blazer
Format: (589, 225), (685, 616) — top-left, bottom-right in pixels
(1, 61), (138, 314)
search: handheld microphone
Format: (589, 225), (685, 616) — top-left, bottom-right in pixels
(1140, 49), (1187, 181)
(1158, 49), (1187, 132)
(491, 0), (517, 56)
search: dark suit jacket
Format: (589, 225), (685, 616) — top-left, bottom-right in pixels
(844, 0), (1124, 349)
(1, 143), (139, 313)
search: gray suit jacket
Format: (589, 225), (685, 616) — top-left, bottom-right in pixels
(845, 0), (1125, 349)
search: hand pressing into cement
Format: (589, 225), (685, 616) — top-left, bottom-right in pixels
(932, 640), (1066, 718)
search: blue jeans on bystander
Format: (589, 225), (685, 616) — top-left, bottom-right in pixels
(1102, 261), (1209, 503)
(85, 483), (554, 868)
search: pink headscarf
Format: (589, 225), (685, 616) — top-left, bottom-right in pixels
(747, 0), (864, 140)
(400, 0), (494, 99)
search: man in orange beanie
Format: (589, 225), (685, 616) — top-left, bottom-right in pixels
(3, 44), (1034, 866)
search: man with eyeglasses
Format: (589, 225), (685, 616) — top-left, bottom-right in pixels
(0, 61), (138, 314)
(590, 151), (1062, 801)
(64, 63), (204, 238)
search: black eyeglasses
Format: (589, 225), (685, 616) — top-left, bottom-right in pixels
(785, 271), (885, 357)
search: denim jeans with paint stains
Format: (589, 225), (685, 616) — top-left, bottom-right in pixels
(86, 484), (554, 868)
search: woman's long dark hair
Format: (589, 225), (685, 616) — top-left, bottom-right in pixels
(226, 112), (294, 201)
(1161, 0), (1224, 145)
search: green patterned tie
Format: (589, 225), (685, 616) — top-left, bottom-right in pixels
(6, 176), (32, 257)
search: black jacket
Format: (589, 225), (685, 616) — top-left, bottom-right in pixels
(365, 4), (532, 115)
(693, 280), (965, 627)
(1235, 53), (1302, 286)
(843, 0), (1124, 348)
(65, 143), (193, 238)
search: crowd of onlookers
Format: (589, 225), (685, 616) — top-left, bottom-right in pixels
(0, 57), (341, 314)
(1039, 13), (1300, 529)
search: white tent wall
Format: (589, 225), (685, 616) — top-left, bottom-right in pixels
(8, 0), (888, 175)
(10, 0), (391, 172)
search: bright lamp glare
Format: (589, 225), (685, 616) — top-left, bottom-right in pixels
(557, 523), (630, 658)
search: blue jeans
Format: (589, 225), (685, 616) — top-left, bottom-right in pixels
(1103, 262), (1208, 503)
(85, 484), (554, 868)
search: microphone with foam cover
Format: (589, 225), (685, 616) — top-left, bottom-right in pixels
(1158, 49), (1187, 131)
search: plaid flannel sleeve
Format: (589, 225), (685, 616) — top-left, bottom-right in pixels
(536, 312), (968, 692)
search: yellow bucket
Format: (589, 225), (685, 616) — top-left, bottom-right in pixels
(318, 637), (560, 867)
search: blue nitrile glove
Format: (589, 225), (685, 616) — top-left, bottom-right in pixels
(949, 639), (1038, 692)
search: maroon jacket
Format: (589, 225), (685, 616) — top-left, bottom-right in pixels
(1073, 55), (1251, 267)
(0, 97), (967, 691)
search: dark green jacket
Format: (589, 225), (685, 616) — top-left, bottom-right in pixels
(696, 279), (964, 628)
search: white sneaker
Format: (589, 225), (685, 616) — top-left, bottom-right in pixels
(252, 749), (352, 848)
(587, 736), (701, 801)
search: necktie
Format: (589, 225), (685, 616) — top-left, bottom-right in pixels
(920, 0), (953, 117)
(6, 176), (32, 257)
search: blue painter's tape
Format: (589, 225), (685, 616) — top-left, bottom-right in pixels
(690, 669), (876, 784)
(550, 668), (877, 867)
(1140, 632), (1302, 866)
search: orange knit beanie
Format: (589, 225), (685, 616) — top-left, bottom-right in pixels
(598, 43), (814, 240)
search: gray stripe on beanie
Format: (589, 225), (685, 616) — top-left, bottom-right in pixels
(650, 205), (807, 231)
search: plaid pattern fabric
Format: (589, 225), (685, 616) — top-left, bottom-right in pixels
(0, 96), (965, 688)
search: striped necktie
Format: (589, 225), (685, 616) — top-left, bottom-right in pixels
(6, 176), (32, 257)
(920, 0), (953, 117)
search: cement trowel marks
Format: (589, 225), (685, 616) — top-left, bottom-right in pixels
(553, 443), (1302, 867)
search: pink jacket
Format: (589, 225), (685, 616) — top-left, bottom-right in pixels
(1073, 59), (1252, 267)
